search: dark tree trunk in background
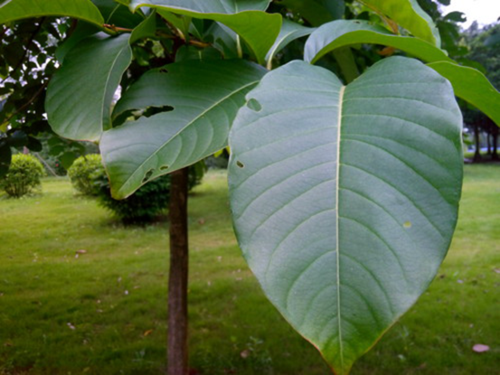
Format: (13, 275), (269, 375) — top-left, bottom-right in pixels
(473, 124), (482, 162)
(167, 167), (189, 375)
(492, 126), (499, 161)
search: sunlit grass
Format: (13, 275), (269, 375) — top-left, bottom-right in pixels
(0, 166), (498, 374)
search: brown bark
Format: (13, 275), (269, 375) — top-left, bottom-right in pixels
(167, 167), (189, 375)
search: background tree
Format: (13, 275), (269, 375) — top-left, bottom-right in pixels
(0, 18), (58, 175)
(462, 22), (500, 161)
(465, 23), (500, 88)
(0, 16), (96, 176)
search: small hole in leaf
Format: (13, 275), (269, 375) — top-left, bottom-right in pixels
(236, 161), (244, 168)
(159, 68), (169, 73)
(142, 169), (154, 183)
(160, 165), (169, 171)
(403, 221), (412, 229)
(247, 98), (262, 112)
(143, 105), (173, 118)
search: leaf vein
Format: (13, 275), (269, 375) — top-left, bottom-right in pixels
(341, 162), (446, 238)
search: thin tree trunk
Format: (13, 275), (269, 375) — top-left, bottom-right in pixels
(167, 167), (189, 375)
(34, 152), (58, 177)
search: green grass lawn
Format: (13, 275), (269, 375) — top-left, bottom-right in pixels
(0, 166), (498, 374)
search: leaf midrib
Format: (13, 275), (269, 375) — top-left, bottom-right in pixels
(336, 85), (346, 370)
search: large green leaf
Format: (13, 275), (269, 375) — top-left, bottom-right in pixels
(228, 57), (463, 374)
(130, 0), (270, 13)
(266, 19), (314, 69)
(46, 33), (132, 141)
(55, 22), (101, 63)
(361, 0), (440, 46)
(92, 0), (144, 28)
(129, 9), (156, 43)
(428, 61), (500, 127)
(281, 0), (345, 26)
(129, 0), (281, 64)
(101, 60), (266, 199)
(205, 21), (240, 59)
(157, 10), (191, 38)
(0, 0), (104, 27)
(304, 20), (451, 65)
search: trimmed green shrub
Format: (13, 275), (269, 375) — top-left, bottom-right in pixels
(68, 154), (204, 223)
(205, 149), (229, 169)
(188, 160), (207, 190)
(67, 154), (102, 196)
(1, 154), (45, 198)
(92, 165), (172, 224)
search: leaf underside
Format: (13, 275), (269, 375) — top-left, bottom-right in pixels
(280, 0), (345, 26)
(46, 33), (132, 141)
(101, 59), (266, 199)
(228, 57), (463, 374)
(360, 0), (440, 46)
(0, 0), (105, 27)
(304, 20), (450, 65)
(427, 61), (500, 126)
(266, 19), (315, 66)
(304, 20), (500, 127)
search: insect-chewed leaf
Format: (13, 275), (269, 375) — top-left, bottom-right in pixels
(228, 57), (463, 374)
(101, 59), (266, 199)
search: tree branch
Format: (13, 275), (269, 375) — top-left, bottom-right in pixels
(1, 81), (49, 126)
(103, 24), (134, 33)
(8, 18), (46, 81)
(0, 25), (9, 40)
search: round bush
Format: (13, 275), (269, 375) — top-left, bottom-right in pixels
(1, 154), (45, 198)
(188, 160), (206, 191)
(92, 166), (172, 224)
(67, 154), (102, 196)
(68, 154), (204, 224)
